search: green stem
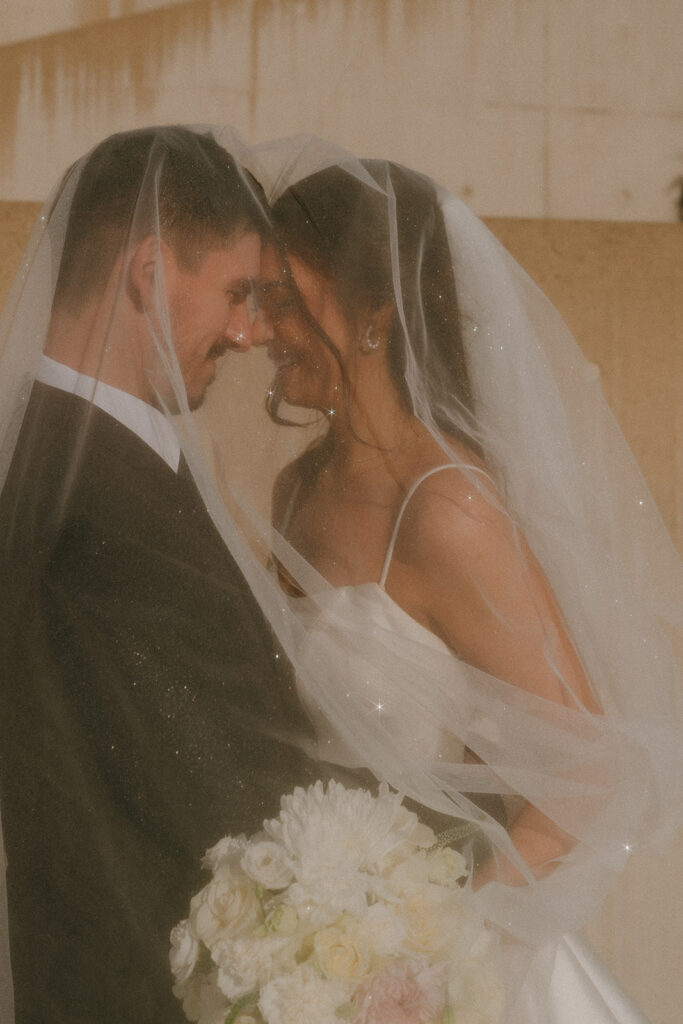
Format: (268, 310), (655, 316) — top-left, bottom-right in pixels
(224, 990), (259, 1024)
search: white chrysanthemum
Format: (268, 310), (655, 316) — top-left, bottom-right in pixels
(202, 834), (250, 873)
(241, 840), (295, 890)
(213, 933), (298, 1001)
(265, 781), (416, 915)
(258, 964), (350, 1024)
(169, 918), (200, 986)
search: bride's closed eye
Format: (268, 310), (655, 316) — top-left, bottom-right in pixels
(256, 283), (299, 320)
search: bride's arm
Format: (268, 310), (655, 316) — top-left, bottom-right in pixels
(386, 468), (601, 884)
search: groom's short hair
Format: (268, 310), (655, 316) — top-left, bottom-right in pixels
(54, 126), (268, 312)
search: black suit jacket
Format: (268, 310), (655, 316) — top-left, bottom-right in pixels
(0, 383), (322, 1023)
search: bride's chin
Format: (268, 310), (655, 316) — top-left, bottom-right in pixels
(272, 374), (327, 412)
(278, 387), (330, 415)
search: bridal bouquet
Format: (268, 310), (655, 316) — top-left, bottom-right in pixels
(170, 780), (503, 1024)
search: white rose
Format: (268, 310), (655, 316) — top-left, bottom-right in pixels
(189, 865), (261, 948)
(313, 920), (372, 983)
(202, 834), (249, 872)
(398, 887), (458, 956)
(241, 841), (294, 890)
(169, 918), (200, 985)
(427, 847), (468, 887)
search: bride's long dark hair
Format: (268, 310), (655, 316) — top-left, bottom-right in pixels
(268, 161), (477, 449)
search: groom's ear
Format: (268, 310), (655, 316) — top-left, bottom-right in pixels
(127, 235), (168, 312)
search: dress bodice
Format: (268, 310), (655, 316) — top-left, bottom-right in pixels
(285, 465), (468, 768)
(291, 579), (466, 768)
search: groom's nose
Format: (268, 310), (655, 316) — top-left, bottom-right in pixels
(224, 304), (253, 352)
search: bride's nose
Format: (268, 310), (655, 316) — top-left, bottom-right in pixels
(250, 308), (274, 348)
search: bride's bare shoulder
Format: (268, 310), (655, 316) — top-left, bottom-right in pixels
(395, 444), (514, 573)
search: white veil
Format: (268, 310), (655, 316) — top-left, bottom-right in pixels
(242, 137), (683, 929)
(0, 126), (681, 1023)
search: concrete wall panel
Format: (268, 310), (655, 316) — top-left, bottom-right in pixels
(1, 1), (682, 220)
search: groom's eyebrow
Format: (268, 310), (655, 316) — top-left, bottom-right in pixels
(254, 280), (294, 302)
(226, 278), (253, 299)
(256, 280), (289, 292)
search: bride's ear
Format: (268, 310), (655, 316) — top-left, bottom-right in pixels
(361, 301), (395, 350)
(127, 235), (169, 312)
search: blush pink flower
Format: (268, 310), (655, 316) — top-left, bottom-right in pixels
(351, 960), (447, 1024)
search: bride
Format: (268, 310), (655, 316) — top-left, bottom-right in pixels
(242, 152), (683, 1021)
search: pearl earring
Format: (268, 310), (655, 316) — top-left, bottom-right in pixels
(360, 325), (380, 353)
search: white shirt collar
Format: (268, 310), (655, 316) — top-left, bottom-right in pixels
(35, 355), (181, 473)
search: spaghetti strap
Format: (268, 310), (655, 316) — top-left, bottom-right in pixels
(379, 465), (457, 589)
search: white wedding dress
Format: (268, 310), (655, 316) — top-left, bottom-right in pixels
(289, 467), (651, 1024)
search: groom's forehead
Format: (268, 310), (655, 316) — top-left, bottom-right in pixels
(257, 245), (288, 281)
(173, 232), (262, 284)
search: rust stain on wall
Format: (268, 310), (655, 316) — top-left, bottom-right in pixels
(75, 1), (113, 26)
(0, 0), (235, 180)
(0, 0), (445, 185)
(75, 0), (190, 29)
(248, 0), (272, 126)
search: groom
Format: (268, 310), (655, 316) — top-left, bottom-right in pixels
(0, 128), (319, 1024)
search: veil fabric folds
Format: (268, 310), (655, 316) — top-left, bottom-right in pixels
(0, 125), (681, 1023)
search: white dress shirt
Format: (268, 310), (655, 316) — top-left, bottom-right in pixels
(36, 355), (181, 473)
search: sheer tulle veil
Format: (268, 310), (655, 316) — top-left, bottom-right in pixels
(246, 134), (683, 925)
(0, 126), (682, 1022)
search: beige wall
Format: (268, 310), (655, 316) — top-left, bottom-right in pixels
(1, 201), (682, 1024)
(1, 0), (683, 220)
(0, 0), (190, 47)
